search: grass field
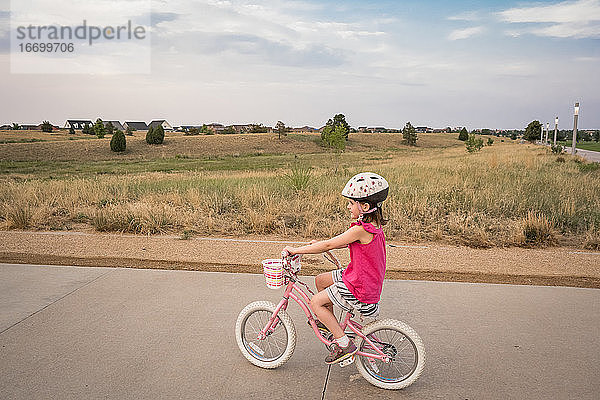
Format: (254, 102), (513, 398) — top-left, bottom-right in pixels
(0, 131), (599, 249)
(558, 140), (600, 152)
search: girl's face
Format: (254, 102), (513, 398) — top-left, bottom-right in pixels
(347, 199), (367, 219)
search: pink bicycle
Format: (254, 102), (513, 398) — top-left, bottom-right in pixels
(235, 252), (425, 390)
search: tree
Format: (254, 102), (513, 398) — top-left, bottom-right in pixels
(332, 114), (350, 140)
(487, 138), (494, 146)
(402, 122), (418, 146)
(69, 125), (76, 134)
(110, 129), (126, 152)
(146, 125), (165, 144)
(594, 130), (600, 143)
(125, 125), (134, 136)
(94, 118), (106, 138)
(275, 121), (287, 139)
(445, 126), (453, 133)
(106, 122), (115, 136)
(40, 121), (53, 132)
(249, 123), (268, 133)
(154, 125), (165, 143)
(321, 124), (346, 150)
(458, 127), (469, 141)
(466, 134), (484, 153)
(82, 123), (92, 135)
(511, 132), (517, 140)
(523, 120), (542, 143)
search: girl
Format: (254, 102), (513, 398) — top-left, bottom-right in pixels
(283, 172), (388, 365)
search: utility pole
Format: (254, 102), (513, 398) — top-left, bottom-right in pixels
(553, 117), (558, 146)
(571, 102), (579, 155)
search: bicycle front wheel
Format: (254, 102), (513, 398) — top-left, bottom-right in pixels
(235, 301), (296, 369)
(355, 319), (425, 390)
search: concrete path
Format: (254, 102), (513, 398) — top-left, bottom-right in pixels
(1, 263), (599, 399)
(575, 148), (600, 163)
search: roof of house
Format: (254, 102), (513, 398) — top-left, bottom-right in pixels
(124, 121), (148, 130)
(148, 120), (171, 129)
(103, 121), (124, 131)
(66, 119), (93, 124)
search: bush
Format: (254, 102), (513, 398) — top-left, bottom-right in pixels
(321, 124), (346, 150)
(402, 122), (418, 146)
(458, 128), (469, 141)
(487, 138), (494, 146)
(284, 163), (312, 191)
(94, 118), (106, 138)
(146, 125), (165, 144)
(521, 211), (555, 246)
(465, 134), (484, 153)
(69, 126), (76, 134)
(125, 126), (134, 136)
(110, 129), (126, 152)
(41, 121), (53, 132)
(551, 144), (563, 154)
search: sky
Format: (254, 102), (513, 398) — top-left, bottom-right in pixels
(0, 0), (599, 130)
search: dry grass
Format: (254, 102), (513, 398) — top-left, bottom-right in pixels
(1, 135), (599, 248)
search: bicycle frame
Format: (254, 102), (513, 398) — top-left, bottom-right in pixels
(257, 277), (391, 362)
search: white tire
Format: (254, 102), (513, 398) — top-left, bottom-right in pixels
(355, 319), (425, 390)
(235, 301), (296, 369)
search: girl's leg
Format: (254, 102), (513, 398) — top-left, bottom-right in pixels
(315, 272), (334, 315)
(310, 290), (344, 339)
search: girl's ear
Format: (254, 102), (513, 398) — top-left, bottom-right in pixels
(360, 202), (370, 212)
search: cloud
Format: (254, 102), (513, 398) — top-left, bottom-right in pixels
(447, 11), (480, 21)
(154, 31), (346, 68)
(498, 0), (600, 38)
(448, 26), (483, 40)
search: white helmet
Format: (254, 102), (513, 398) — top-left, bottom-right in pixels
(341, 172), (389, 206)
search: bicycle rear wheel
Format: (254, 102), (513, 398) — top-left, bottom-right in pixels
(235, 301), (296, 369)
(355, 319), (425, 390)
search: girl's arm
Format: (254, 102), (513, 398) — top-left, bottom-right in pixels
(283, 225), (369, 256)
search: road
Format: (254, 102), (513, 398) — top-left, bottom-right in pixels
(1, 263), (599, 399)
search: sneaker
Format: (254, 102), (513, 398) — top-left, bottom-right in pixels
(325, 341), (357, 365)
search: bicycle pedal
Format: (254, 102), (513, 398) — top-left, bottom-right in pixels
(339, 355), (355, 367)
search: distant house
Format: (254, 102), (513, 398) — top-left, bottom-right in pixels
(206, 123), (224, 133)
(229, 124), (255, 133)
(148, 120), (173, 132)
(103, 121), (124, 131)
(19, 124), (41, 130)
(64, 120), (93, 130)
(0, 124), (12, 130)
(290, 126), (318, 133)
(415, 126), (433, 133)
(179, 125), (202, 132)
(123, 121), (148, 131)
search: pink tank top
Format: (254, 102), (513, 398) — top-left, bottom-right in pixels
(342, 221), (387, 304)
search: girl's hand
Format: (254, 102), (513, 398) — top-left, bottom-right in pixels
(282, 246), (296, 257)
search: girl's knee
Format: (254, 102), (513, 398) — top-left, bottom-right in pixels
(311, 290), (330, 309)
(315, 272), (333, 291)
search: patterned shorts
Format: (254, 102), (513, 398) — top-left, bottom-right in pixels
(326, 269), (380, 317)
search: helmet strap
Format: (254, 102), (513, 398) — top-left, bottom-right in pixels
(357, 206), (377, 222)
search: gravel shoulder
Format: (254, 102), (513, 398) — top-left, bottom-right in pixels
(1, 230), (599, 288)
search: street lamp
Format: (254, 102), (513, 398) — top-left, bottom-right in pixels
(553, 116), (558, 146)
(546, 122), (549, 144)
(572, 102), (579, 155)
(540, 121), (544, 143)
